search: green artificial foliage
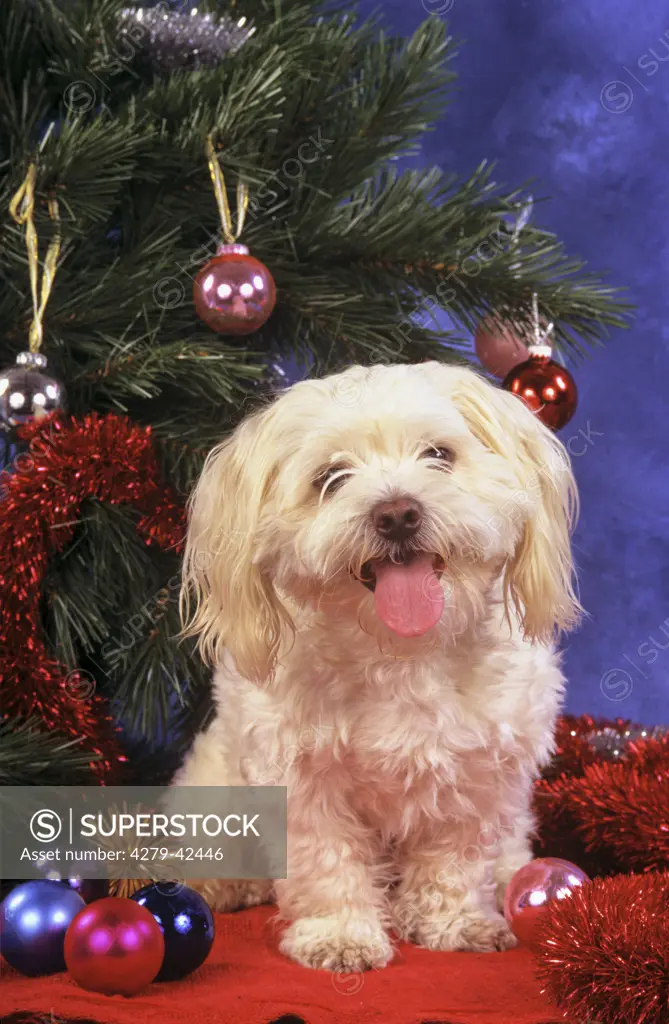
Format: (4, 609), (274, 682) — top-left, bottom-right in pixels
(0, 0), (630, 785)
(0, 717), (100, 785)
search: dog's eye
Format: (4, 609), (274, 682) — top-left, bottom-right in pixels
(420, 446), (454, 468)
(314, 464), (349, 495)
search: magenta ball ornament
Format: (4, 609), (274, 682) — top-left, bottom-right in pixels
(64, 897), (165, 996)
(503, 857), (590, 949)
(193, 243), (276, 336)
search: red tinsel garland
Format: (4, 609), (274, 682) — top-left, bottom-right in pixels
(533, 716), (669, 876)
(572, 743), (669, 874)
(0, 414), (185, 779)
(535, 871), (669, 1024)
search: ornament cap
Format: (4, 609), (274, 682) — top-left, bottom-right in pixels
(216, 242), (250, 256)
(527, 344), (553, 360)
(16, 350), (48, 369)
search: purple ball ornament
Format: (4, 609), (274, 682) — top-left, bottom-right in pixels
(36, 859), (109, 904)
(60, 877), (109, 903)
(0, 880), (85, 976)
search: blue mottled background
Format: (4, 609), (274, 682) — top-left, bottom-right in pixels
(360, 0), (669, 723)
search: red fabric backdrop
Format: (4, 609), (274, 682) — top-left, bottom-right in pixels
(0, 906), (562, 1024)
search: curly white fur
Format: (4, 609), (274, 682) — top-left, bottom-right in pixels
(173, 362), (580, 972)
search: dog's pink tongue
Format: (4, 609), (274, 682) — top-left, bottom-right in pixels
(372, 554), (444, 637)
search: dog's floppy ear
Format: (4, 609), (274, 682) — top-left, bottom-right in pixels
(180, 401), (292, 684)
(445, 364), (581, 642)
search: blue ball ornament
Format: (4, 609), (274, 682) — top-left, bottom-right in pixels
(0, 880), (85, 976)
(131, 883), (215, 981)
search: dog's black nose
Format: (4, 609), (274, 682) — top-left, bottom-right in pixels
(372, 498), (423, 541)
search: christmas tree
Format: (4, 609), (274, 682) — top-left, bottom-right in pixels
(0, 0), (628, 787)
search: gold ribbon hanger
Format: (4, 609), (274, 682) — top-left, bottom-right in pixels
(9, 163), (61, 354)
(206, 134), (249, 244)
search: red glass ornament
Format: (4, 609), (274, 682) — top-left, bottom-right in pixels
(503, 857), (589, 949)
(64, 896), (164, 995)
(193, 243), (276, 335)
(474, 315), (530, 378)
(502, 352), (578, 431)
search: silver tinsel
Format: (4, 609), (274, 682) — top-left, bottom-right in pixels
(117, 7), (255, 72)
(586, 725), (668, 762)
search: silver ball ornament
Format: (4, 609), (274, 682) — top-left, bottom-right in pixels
(0, 351), (65, 431)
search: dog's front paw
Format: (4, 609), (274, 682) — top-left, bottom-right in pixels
(280, 914), (393, 972)
(413, 910), (518, 953)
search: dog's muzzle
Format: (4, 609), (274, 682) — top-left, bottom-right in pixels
(356, 552), (444, 592)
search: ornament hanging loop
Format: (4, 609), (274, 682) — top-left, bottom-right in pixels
(9, 162), (61, 355)
(528, 291), (554, 358)
(205, 134), (249, 245)
(509, 195), (533, 278)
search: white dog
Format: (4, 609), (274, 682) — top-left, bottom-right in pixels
(173, 362), (579, 972)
